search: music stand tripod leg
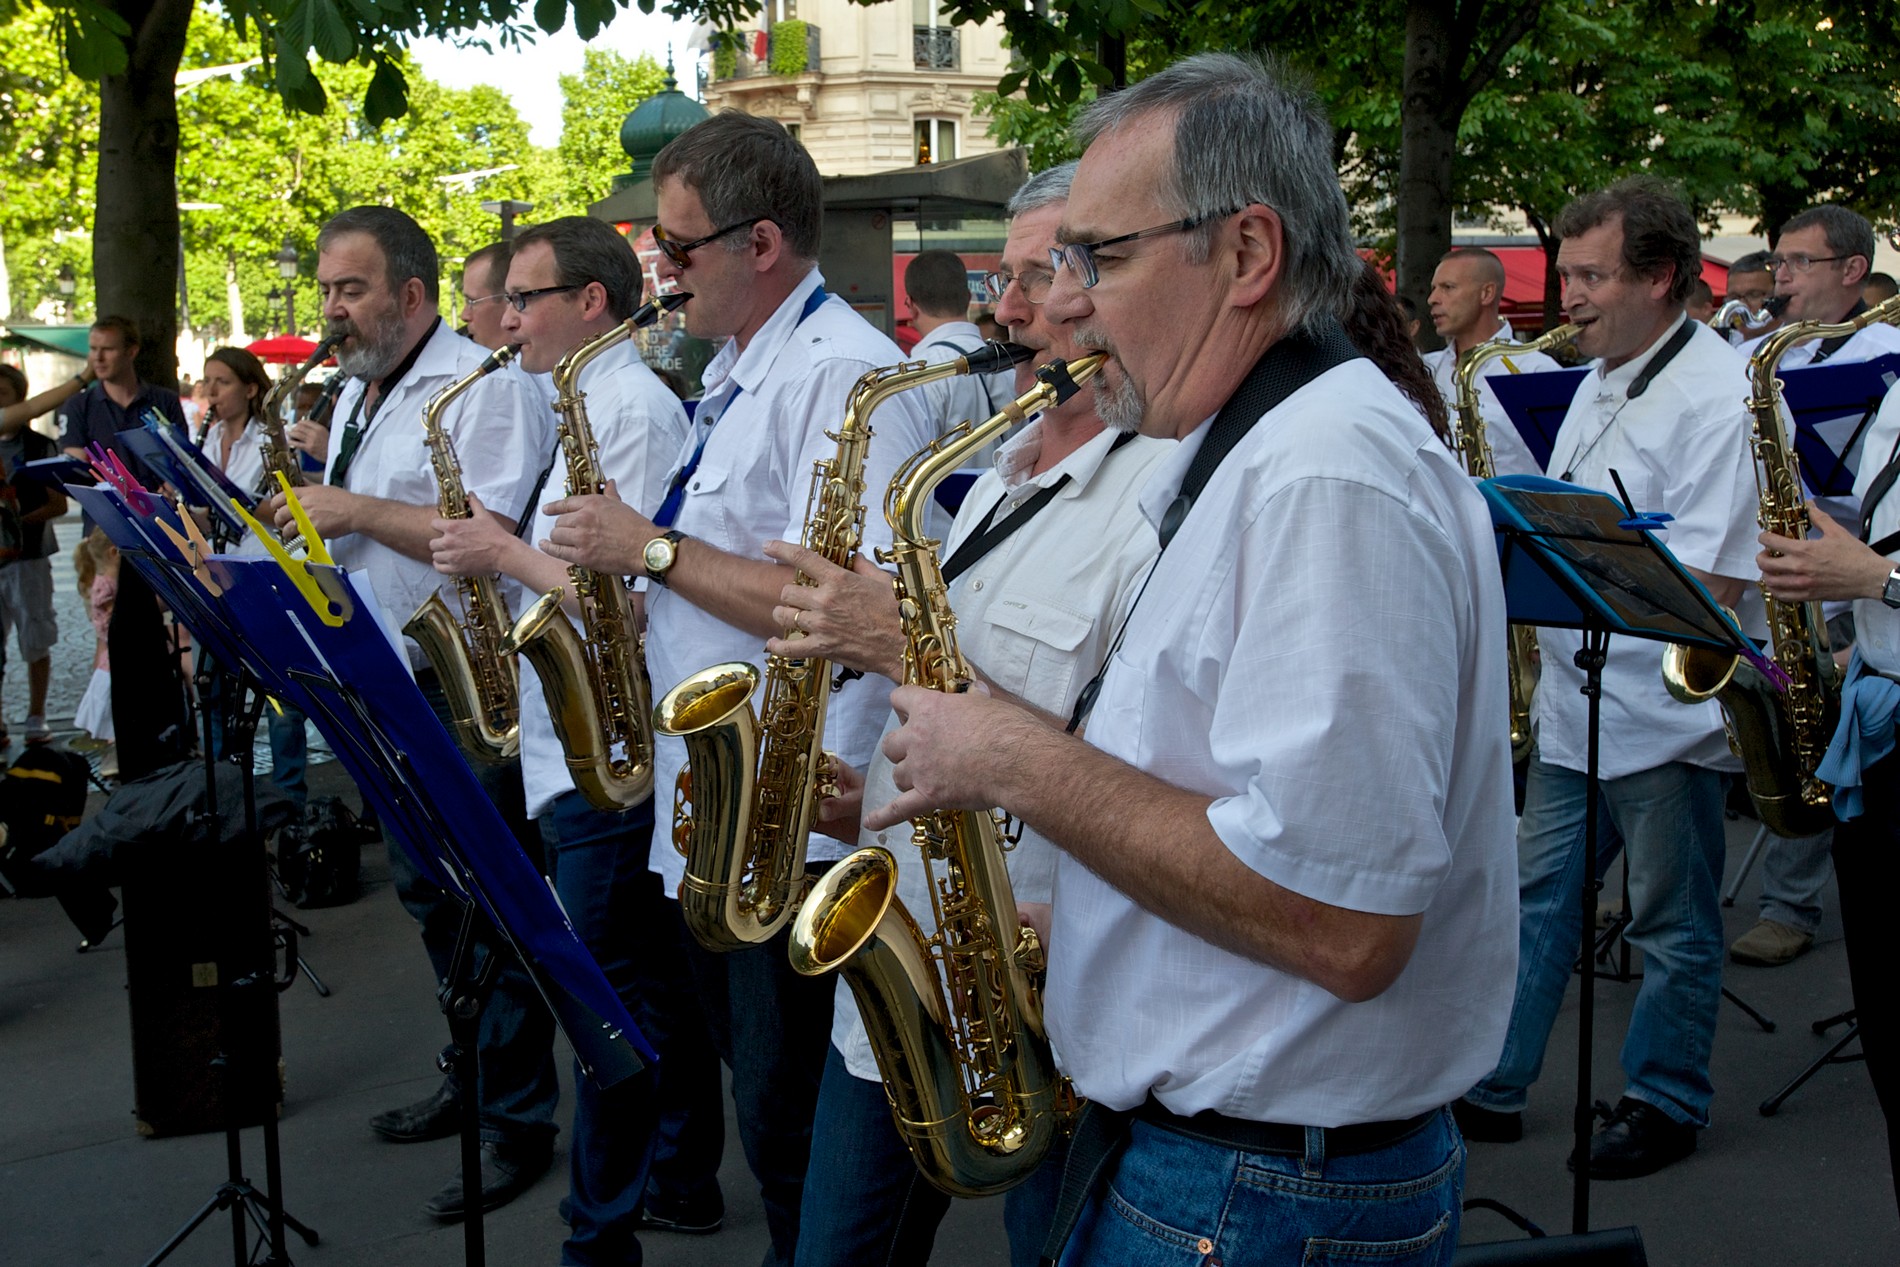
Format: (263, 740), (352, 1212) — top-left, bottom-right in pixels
(439, 897), (503, 1267)
(1571, 627), (1609, 1236)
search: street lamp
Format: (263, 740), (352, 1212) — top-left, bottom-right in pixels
(480, 199), (534, 242)
(56, 264), (76, 321)
(275, 240), (299, 335)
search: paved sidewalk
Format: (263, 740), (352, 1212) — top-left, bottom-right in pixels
(2, 757), (1896, 1264)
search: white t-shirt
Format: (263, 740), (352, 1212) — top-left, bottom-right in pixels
(1536, 315), (1760, 778)
(642, 270), (938, 895)
(321, 321), (555, 669)
(1853, 385), (1900, 676)
(512, 341), (691, 819)
(830, 421), (1173, 1084)
(1424, 319), (1561, 477)
(1044, 355), (1519, 1125)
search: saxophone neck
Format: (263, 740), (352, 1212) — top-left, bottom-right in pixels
(424, 343), (518, 432)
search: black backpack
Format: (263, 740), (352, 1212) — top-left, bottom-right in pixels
(0, 746), (93, 881)
(275, 796), (373, 909)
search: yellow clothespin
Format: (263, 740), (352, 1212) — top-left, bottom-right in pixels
(231, 474), (351, 627)
(157, 499), (223, 596)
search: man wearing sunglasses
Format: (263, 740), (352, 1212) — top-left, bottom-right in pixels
(541, 111), (937, 1267)
(865, 53), (1516, 1265)
(265, 205), (561, 1221)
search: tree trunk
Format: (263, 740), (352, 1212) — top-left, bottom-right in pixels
(1756, 182), (1803, 249)
(94, 0), (194, 389)
(1397, 0), (1462, 353)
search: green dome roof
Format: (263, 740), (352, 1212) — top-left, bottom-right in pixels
(618, 58), (709, 187)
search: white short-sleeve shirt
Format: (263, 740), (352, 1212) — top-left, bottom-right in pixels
(1535, 315), (1760, 778)
(513, 341), (691, 819)
(1045, 355), (1519, 1126)
(1853, 385), (1900, 676)
(1423, 319), (1562, 477)
(829, 421), (1173, 1084)
(320, 321), (556, 669)
(642, 270), (939, 895)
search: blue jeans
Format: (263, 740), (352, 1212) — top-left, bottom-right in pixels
(1060, 1110), (1463, 1266)
(795, 1044), (1065, 1267)
(1466, 757), (1727, 1127)
(1757, 825), (1832, 935)
(683, 900), (838, 1267)
(541, 789), (725, 1266)
(384, 673), (559, 1149)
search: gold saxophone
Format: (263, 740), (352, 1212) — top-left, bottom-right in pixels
(502, 293), (691, 812)
(1452, 324), (1580, 762)
(402, 345), (523, 765)
(785, 354), (1106, 1198)
(256, 335), (339, 493)
(653, 341), (1037, 953)
(1662, 294), (1900, 835)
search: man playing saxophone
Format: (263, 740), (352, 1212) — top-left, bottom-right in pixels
(1423, 246), (1562, 476)
(539, 113), (937, 1267)
(261, 205), (560, 1219)
(757, 163), (1172, 1267)
(428, 215), (725, 1264)
(1456, 179), (1760, 1178)
(865, 54), (1518, 1266)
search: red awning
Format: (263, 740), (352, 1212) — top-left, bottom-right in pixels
(246, 335), (325, 365)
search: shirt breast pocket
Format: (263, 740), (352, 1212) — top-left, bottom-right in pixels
(978, 593), (1093, 711)
(676, 460), (732, 549)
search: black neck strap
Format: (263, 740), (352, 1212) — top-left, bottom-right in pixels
(1809, 299), (1869, 366)
(1627, 317), (1696, 400)
(1861, 425), (1900, 556)
(329, 317), (439, 488)
(942, 433), (1137, 583)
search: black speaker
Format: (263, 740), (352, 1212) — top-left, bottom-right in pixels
(123, 824), (283, 1137)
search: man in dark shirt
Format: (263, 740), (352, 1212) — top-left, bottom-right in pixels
(56, 316), (190, 779)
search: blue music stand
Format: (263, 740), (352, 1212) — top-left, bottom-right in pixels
(1776, 352), (1900, 498)
(1482, 472), (1764, 1237)
(1489, 367), (1589, 474)
(123, 417), (257, 549)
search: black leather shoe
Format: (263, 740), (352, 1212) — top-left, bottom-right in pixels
(1576, 1097), (1697, 1179)
(369, 1077), (461, 1143)
(1452, 1097), (1523, 1143)
(422, 1140), (553, 1220)
(635, 1189), (725, 1235)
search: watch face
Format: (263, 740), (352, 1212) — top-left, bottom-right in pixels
(644, 537), (673, 574)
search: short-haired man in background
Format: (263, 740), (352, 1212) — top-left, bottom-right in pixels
(1423, 246), (1559, 475)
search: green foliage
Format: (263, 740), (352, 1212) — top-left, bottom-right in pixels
(767, 16), (806, 77)
(710, 30), (736, 80)
(973, 88), (1082, 173)
(552, 48), (666, 211)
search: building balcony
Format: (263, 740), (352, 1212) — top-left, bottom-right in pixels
(711, 23), (822, 81)
(914, 25), (959, 71)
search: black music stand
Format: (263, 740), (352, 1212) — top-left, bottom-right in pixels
(1482, 472), (1770, 1237)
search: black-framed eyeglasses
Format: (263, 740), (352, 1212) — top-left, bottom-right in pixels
(1048, 210), (1238, 289)
(981, 268), (1054, 304)
(652, 216), (773, 268)
(503, 284), (582, 312)
(1766, 252), (1853, 274)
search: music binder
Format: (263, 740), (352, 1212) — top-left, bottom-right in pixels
(1488, 367), (1589, 474)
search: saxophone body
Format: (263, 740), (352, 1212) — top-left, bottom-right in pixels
(1452, 324), (1580, 763)
(402, 345), (523, 765)
(502, 294), (689, 811)
(785, 354), (1105, 1198)
(256, 335), (339, 493)
(654, 341), (1037, 953)
(1662, 295), (1900, 836)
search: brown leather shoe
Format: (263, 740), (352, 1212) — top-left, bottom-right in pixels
(1729, 918), (1813, 967)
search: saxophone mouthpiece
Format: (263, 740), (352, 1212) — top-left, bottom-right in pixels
(1035, 352), (1109, 405)
(960, 341), (1036, 376)
(637, 291), (694, 325)
(479, 345), (519, 374)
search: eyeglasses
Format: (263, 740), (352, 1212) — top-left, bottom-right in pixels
(652, 217), (773, 268)
(462, 292), (508, 309)
(1048, 210), (1237, 289)
(503, 284), (582, 312)
(1766, 252), (1853, 274)
(980, 268), (1054, 304)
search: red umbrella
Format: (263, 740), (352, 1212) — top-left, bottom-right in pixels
(246, 335), (324, 365)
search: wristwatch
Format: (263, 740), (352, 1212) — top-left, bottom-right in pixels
(1883, 565), (1900, 610)
(643, 530), (687, 587)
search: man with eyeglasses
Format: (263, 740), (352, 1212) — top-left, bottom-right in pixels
(540, 112), (936, 1267)
(863, 54), (1518, 1265)
(459, 241), (514, 350)
(265, 205), (562, 1220)
(429, 214), (724, 1265)
(1456, 177), (1759, 1179)
(751, 161), (1171, 1267)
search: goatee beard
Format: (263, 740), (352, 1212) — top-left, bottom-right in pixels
(330, 312), (409, 381)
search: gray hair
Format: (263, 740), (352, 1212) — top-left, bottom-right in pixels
(319, 205), (440, 304)
(1007, 162), (1076, 217)
(1071, 52), (1359, 333)
(1780, 205), (1876, 267)
(511, 216), (644, 322)
(653, 112), (822, 261)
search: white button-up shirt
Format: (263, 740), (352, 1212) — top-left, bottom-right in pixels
(1423, 319), (1560, 477)
(643, 270), (938, 894)
(1045, 356), (1519, 1125)
(1536, 315), (1759, 779)
(512, 341), (691, 819)
(201, 416), (269, 499)
(1854, 386), (1900, 676)
(830, 421), (1173, 1084)
(321, 320), (555, 668)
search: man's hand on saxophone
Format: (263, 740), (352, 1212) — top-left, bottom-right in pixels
(431, 490), (571, 599)
(541, 478), (648, 576)
(761, 540), (906, 681)
(1759, 501), (1894, 604)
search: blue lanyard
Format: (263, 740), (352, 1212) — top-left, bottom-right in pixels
(653, 285), (828, 529)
